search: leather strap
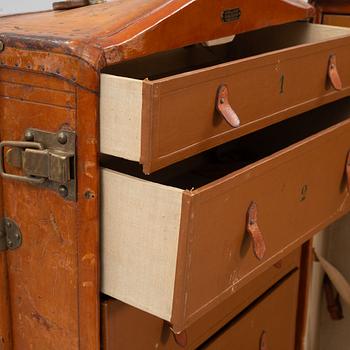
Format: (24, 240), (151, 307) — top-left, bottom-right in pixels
(328, 55), (342, 91)
(314, 250), (350, 306)
(171, 328), (187, 348)
(216, 84), (241, 128)
(260, 331), (268, 350)
(323, 274), (344, 320)
(247, 202), (266, 261)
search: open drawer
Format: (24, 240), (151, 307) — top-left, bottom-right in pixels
(101, 98), (350, 332)
(101, 22), (350, 173)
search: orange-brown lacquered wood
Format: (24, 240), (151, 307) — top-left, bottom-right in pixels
(203, 272), (300, 350)
(0, 78), (13, 350)
(102, 249), (301, 350)
(139, 30), (350, 173)
(170, 118), (350, 332)
(0, 1), (315, 347)
(0, 68), (99, 349)
(76, 88), (100, 350)
(0, 0), (313, 68)
(0, 253), (12, 349)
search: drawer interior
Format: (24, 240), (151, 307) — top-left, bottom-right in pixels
(102, 22), (350, 81)
(101, 97), (350, 190)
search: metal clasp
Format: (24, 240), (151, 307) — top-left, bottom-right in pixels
(0, 129), (76, 201)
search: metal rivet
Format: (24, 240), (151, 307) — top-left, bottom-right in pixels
(84, 191), (95, 200)
(58, 185), (68, 198)
(5, 221), (11, 229)
(57, 132), (68, 145)
(220, 98), (225, 104)
(7, 239), (13, 248)
(24, 130), (35, 141)
(0, 41), (4, 52)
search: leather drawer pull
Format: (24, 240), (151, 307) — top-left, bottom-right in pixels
(260, 331), (268, 350)
(216, 84), (241, 128)
(247, 202), (266, 261)
(347, 151), (350, 192)
(171, 328), (187, 348)
(323, 274), (344, 320)
(328, 55), (342, 91)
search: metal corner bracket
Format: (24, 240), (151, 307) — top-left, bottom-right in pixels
(0, 218), (22, 252)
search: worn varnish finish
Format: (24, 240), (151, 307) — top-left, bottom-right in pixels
(0, 0), (313, 74)
(0, 1), (316, 347)
(202, 271), (300, 350)
(0, 68), (99, 348)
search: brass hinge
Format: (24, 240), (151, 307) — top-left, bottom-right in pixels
(0, 129), (76, 201)
(0, 218), (22, 252)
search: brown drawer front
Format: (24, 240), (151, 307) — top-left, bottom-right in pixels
(102, 101), (350, 332)
(324, 15), (350, 28)
(102, 249), (301, 350)
(202, 272), (300, 350)
(101, 22), (350, 173)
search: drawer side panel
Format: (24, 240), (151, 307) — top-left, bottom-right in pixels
(100, 74), (143, 161)
(101, 169), (183, 320)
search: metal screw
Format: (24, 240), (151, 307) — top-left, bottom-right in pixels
(57, 132), (68, 145)
(24, 130), (35, 141)
(84, 191), (95, 200)
(58, 185), (69, 198)
(0, 41), (4, 53)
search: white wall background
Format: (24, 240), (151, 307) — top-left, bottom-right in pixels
(0, 1), (53, 15)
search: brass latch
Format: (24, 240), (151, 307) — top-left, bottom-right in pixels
(0, 129), (76, 201)
(0, 218), (22, 252)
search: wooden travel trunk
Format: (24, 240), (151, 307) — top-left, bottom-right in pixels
(0, 0), (350, 349)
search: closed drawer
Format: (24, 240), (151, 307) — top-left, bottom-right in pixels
(101, 98), (350, 332)
(324, 15), (350, 28)
(102, 249), (301, 350)
(101, 22), (350, 173)
(201, 271), (300, 350)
